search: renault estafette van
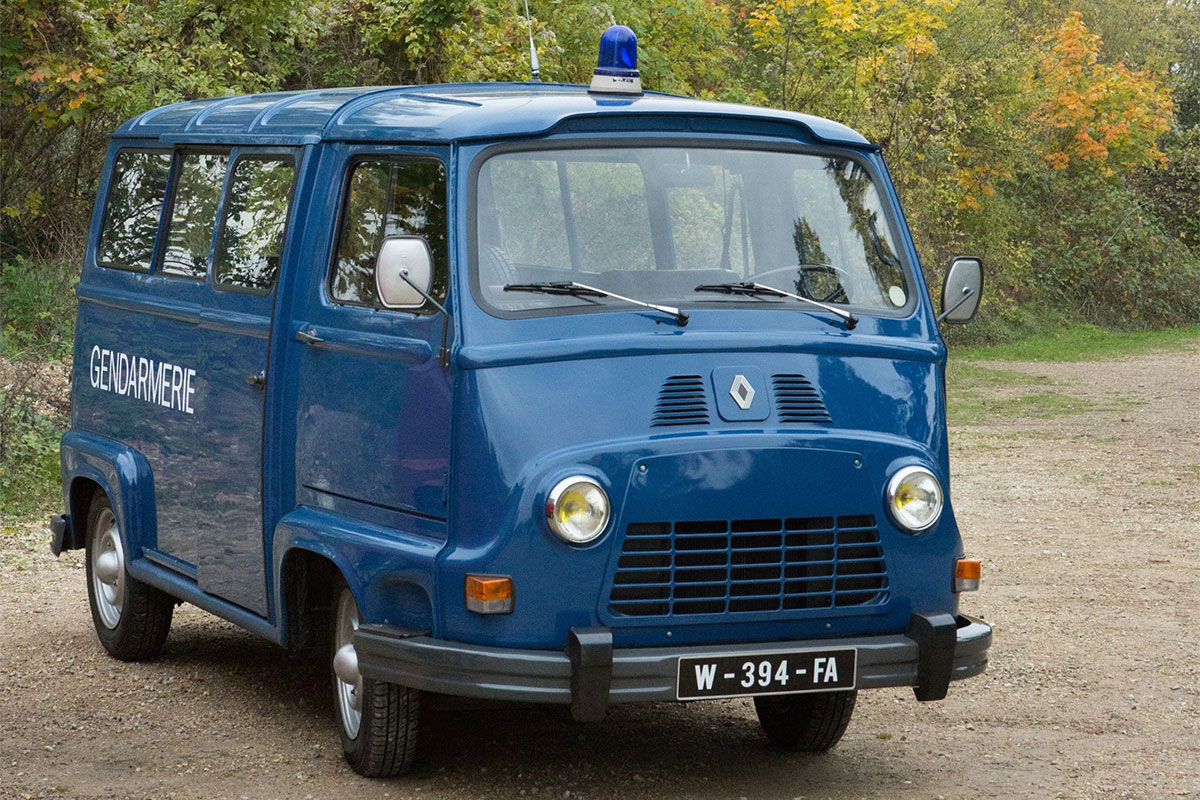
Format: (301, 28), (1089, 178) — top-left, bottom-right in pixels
(51, 25), (990, 777)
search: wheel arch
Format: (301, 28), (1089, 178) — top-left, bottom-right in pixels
(279, 546), (343, 652)
(59, 430), (157, 555)
(272, 508), (441, 649)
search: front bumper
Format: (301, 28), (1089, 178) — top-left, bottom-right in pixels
(356, 613), (991, 721)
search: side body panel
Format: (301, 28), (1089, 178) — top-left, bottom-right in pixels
(193, 286), (274, 614)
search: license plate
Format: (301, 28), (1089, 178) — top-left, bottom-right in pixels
(676, 648), (857, 700)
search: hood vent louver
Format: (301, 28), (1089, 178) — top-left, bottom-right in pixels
(651, 375), (710, 427)
(772, 374), (833, 424)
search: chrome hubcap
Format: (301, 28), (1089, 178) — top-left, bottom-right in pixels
(334, 588), (363, 739)
(90, 509), (124, 629)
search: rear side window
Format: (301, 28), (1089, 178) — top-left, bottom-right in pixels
(97, 150), (172, 271)
(215, 157), (296, 292)
(330, 158), (448, 309)
(161, 152), (228, 279)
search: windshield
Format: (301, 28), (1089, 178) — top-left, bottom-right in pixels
(474, 146), (911, 317)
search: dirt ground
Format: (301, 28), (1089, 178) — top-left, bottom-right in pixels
(2, 345), (1197, 800)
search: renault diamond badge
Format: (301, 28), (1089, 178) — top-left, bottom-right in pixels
(730, 374), (756, 410)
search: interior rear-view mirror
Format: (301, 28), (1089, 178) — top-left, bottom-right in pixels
(939, 256), (983, 324)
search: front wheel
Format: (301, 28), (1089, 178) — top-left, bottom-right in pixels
(332, 581), (420, 777)
(84, 490), (174, 661)
(753, 690), (857, 752)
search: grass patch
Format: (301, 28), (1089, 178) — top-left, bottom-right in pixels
(946, 361), (1134, 426)
(952, 324), (1200, 363)
(948, 391), (1106, 426)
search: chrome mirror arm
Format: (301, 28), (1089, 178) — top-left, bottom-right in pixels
(399, 269), (452, 368)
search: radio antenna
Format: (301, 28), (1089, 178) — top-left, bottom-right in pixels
(523, 0), (541, 81)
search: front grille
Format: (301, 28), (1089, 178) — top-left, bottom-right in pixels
(772, 374), (833, 423)
(608, 514), (888, 617)
(651, 375), (710, 427)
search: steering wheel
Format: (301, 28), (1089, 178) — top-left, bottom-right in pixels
(748, 263), (851, 304)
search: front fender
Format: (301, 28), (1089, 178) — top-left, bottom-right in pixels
(272, 507), (445, 640)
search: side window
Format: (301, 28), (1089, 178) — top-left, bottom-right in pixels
(161, 152), (228, 278)
(97, 150), (172, 271)
(215, 156), (296, 292)
(330, 158), (448, 309)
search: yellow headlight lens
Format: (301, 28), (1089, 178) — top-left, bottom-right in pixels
(886, 466), (943, 532)
(547, 477), (610, 544)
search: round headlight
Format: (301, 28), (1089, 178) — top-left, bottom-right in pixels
(546, 476), (610, 544)
(886, 466), (943, 532)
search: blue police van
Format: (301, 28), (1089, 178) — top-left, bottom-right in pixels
(51, 26), (990, 777)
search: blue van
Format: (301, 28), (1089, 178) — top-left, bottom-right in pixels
(51, 26), (990, 777)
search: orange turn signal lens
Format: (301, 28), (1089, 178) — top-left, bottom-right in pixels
(955, 558), (981, 592)
(465, 575), (514, 614)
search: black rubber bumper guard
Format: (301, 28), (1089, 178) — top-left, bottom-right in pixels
(355, 613), (991, 722)
(49, 514), (72, 556)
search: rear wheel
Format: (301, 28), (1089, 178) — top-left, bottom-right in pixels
(332, 580), (420, 777)
(84, 490), (174, 661)
(753, 690), (857, 752)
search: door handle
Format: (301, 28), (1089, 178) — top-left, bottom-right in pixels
(244, 370), (266, 389)
(296, 327), (325, 344)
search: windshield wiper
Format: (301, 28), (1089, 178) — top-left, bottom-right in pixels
(504, 281), (689, 327)
(694, 282), (857, 330)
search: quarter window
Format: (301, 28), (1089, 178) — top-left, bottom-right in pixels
(97, 151), (172, 271)
(161, 152), (228, 279)
(215, 157), (296, 292)
(331, 158), (448, 309)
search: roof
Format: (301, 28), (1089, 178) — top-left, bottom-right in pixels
(111, 83), (873, 148)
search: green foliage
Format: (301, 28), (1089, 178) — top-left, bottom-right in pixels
(1, 256), (78, 360)
(1, 0), (1197, 352)
(0, 391), (65, 517)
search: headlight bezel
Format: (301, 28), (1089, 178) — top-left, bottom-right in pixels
(545, 475), (611, 545)
(885, 465), (944, 533)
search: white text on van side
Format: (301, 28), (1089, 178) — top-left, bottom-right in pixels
(89, 345), (196, 415)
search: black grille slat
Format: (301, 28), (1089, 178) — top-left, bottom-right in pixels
(772, 374), (833, 423)
(652, 376), (711, 427)
(608, 514), (888, 617)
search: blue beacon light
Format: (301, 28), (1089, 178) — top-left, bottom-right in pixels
(589, 25), (643, 95)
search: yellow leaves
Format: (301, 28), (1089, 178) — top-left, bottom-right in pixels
(952, 152), (1007, 211)
(748, 0), (957, 103)
(1044, 152), (1070, 170)
(1028, 11), (1173, 173)
(958, 194), (981, 211)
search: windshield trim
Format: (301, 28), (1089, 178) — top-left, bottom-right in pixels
(466, 136), (919, 324)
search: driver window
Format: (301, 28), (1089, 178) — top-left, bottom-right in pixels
(330, 157), (448, 310)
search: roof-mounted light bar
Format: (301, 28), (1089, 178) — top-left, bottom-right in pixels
(589, 25), (642, 95)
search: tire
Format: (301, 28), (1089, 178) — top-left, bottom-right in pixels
(753, 690), (857, 752)
(331, 579), (420, 777)
(84, 490), (174, 661)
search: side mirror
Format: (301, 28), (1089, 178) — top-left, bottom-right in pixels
(938, 256), (983, 324)
(375, 236), (433, 309)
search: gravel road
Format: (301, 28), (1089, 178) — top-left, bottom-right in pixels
(2, 345), (1197, 800)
